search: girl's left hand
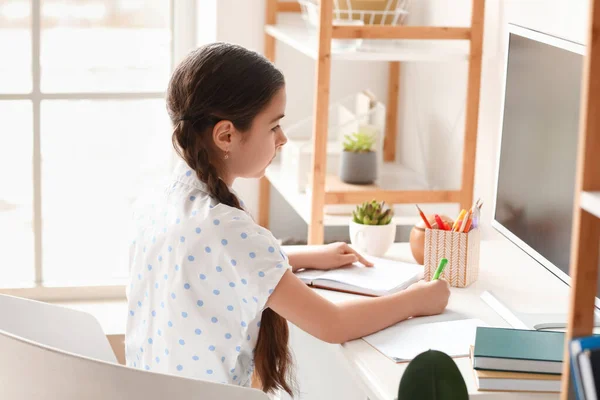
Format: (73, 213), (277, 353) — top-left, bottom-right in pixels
(310, 242), (374, 270)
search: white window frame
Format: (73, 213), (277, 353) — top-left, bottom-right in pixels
(0, 0), (198, 302)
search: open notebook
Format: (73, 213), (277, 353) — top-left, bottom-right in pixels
(294, 256), (424, 297)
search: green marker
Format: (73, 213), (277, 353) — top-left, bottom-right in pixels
(433, 258), (448, 280)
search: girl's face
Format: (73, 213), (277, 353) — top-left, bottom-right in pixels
(227, 87), (288, 181)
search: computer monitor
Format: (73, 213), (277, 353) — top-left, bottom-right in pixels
(490, 24), (600, 326)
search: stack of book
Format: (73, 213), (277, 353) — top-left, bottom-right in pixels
(470, 327), (563, 393)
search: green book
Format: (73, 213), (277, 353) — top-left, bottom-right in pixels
(473, 327), (564, 374)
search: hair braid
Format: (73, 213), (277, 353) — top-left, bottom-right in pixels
(196, 146), (241, 209)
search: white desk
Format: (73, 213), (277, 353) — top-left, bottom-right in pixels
(300, 239), (570, 400)
(59, 238), (569, 400)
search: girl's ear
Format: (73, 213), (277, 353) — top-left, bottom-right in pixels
(212, 120), (235, 153)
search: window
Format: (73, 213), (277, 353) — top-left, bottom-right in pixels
(0, 0), (187, 296)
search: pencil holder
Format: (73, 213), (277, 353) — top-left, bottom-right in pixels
(423, 227), (480, 288)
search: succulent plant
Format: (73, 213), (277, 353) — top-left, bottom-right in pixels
(343, 130), (376, 153)
(398, 350), (468, 400)
(352, 200), (394, 225)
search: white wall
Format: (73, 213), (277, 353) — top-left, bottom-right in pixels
(505, 0), (588, 44)
(195, 0), (590, 244)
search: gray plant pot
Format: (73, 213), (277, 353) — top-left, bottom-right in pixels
(339, 150), (377, 184)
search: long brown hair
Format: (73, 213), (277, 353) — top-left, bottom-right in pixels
(167, 42), (295, 396)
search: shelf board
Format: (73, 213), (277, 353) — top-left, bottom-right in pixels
(581, 191), (600, 219)
(322, 174), (461, 204)
(265, 15), (470, 62)
(265, 162), (459, 227)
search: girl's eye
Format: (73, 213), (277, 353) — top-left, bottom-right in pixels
(271, 125), (280, 133)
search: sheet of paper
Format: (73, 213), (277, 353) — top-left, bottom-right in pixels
(363, 318), (488, 362)
(311, 256), (423, 292)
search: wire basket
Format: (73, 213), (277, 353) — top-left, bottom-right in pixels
(298, 0), (411, 27)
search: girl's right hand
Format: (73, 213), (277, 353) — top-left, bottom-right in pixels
(407, 279), (451, 317)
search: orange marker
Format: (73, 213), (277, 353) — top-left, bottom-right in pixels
(416, 204), (432, 229)
(459, 209), (472, 232)
(463, 217), (473, 232)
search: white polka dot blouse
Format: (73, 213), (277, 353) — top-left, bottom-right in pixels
(125, 160), (291, 387)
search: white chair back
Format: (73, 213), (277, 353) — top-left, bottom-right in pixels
(0, 294), (117, 363)
(0, 329), (270, 400)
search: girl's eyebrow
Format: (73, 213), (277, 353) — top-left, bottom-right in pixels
(269, 114), (285, 124)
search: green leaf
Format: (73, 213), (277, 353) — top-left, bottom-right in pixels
(372, 209), (381, 221)
(398, 350), (468, 400)
(352, 210), (363, 224)
(380, 208), (391, 220)
(357, 209), (364, 221)
(382, 214), (393, 225)
(342, 130), (375, 153)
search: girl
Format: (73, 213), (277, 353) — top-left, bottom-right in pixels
(125, 42), (450, 397)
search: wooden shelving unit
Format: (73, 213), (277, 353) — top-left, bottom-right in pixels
(561, 1), (600, 397)
(259, 0), (486, 244)
(265, 162), (434, 227)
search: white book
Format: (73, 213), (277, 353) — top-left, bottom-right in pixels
(474, 369), (561, 393)
(470, 347), (561, 393)
(294, 256), (424, 297)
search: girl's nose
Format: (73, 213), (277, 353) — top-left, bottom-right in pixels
(277, 129), (288, 147)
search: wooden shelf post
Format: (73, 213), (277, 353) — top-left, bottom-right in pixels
(459, 0), (485, 211)
(561, 0), (600, 396)
(307, 0), (334, 245)
(384, 62), (400, 162)
(258, 0), (278, 228)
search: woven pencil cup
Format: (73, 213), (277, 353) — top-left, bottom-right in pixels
(423, 228), (480, 288)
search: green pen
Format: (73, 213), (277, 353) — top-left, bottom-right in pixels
(433, 258), (448, 280)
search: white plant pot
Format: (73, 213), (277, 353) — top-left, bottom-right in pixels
(349, 220), (396, 258)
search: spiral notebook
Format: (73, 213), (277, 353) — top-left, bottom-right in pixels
(295, 256), (424, 297)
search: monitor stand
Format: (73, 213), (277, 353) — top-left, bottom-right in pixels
(481, 290), (600, 331)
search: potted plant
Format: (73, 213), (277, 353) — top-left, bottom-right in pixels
(350, 200), (396, 257)
(340, 129), (377, 184)
(398, 350), (469, 400)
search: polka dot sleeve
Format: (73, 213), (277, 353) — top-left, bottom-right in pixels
(215, 207), (292, 317)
